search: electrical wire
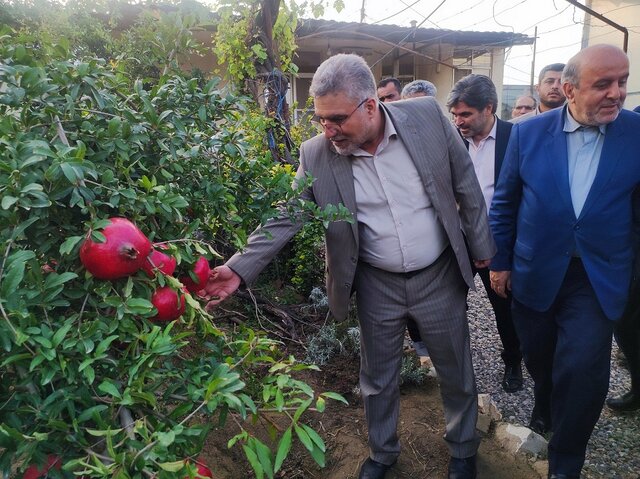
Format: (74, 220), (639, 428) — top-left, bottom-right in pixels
(372, 0), (425, 25)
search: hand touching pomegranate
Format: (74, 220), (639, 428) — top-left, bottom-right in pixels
(204, 265), (241, 311)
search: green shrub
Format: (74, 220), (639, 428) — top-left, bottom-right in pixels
(0, 28), (345, 479)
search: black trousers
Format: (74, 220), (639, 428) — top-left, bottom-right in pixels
(613, 279), (640, 391)
(472, 264), (522, 366)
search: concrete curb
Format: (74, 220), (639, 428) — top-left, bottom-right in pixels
(477, 394), (548, 478)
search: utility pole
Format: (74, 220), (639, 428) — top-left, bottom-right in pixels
(360, 0), (366, 23)
(529, 26), (537, 95)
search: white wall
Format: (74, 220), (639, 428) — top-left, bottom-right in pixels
(584, 0), (640, 109)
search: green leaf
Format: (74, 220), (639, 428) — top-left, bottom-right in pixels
(301, 424), (325, 452)
(29, 354), (47, 371)
(98, 380), (122, 399)
(124, 297), (153, 314)
(1, 260), (25, 296)
(1, 196), (18, 210)
(308, 443), (326, 468)
(52, 321), (73, 347)
(78, 405), (109, 423)
(242, 444), (264, 479)
(273, 427), (292, 473)
(294, 424), (313, 452)
(293, 398), (313, 423)
(44, 272), (78, 291)
(59, 236), (83, 255)
(252, 438), (274, 478)
(86, 427), (123, 437)
(155, 430), (176, 448)
(95, 335), (118, 356)
(158, 460), (185, 472)
(321, 391), (348, 404)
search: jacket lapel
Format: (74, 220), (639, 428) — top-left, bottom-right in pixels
(327, 148), (359, 243)
(578, 119), (626, 220)
(546, 110), (574, 217)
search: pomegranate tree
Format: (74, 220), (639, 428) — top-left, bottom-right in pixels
(79, 218), (151, 279)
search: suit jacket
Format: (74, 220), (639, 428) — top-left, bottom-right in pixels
(462, 117), (513, 185)
(228, 97), (496, 320)
(490, 107), (640, 320)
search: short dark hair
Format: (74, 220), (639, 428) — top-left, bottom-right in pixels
(446, 74), (498, 114)
(538, 63), (565, 85)
(377, 77), (401, 93)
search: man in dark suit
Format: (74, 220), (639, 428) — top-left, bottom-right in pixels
(446, 74), (523, 393)
(490, 44), (640, 478)
(204, 53), (496, 479)
(607, 105), (640, 411)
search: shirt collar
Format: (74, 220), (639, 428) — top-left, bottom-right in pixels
(563, 105), (607, 135)
(352, 105), (397, 157)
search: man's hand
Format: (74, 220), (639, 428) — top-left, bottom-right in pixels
(204, 265), (241, 311)
(473, 258), (491, 269)
(490, 270), (511, 298)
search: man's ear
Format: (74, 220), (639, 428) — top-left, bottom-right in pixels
(365, 98), (377, 114)
(562, 82), (574, 101)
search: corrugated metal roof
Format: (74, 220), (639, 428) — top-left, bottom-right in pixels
(296, 18), (534, 48)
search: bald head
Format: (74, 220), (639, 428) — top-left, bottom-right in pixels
(562, 44), (629, 126)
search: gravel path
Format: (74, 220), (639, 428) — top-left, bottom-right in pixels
(467, 277), (640, 479)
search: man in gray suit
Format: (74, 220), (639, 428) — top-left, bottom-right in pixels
(204, 54), (495, 479)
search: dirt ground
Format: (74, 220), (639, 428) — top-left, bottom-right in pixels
(199, 353), (541, 479)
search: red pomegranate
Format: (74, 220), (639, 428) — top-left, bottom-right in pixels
(142, 245), (177, 277)
(151, 286), (186, 322)
(23, 455), (61, 479)
(180, 257), (210, 293)
(80, 218), (151, 280)
(185, 460), (213, 479)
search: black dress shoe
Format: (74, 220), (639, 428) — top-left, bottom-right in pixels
(358, 458), (395, 479)
(448, 455), (477, 479)
(501, 363), (523, 393)
(528, 415), (551, 435)
(548, 473), (579, 479)
(606, 390), (640, 412)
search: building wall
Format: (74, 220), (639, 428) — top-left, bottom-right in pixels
(584, 0), (640, 109)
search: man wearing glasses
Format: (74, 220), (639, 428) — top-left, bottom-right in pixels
(511, 95), (537, 119)
(204, 54), (495, 479)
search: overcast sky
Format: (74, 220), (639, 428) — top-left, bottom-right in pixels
(319, 0), (587, 86)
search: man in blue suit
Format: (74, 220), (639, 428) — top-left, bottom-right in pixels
(489, 44), (640, 478)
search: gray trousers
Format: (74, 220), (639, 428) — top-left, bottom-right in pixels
(354, 247), (479, 465)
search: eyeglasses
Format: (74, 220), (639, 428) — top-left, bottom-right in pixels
(514, 105), (534, 111)
(312, 98), (368, 129)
